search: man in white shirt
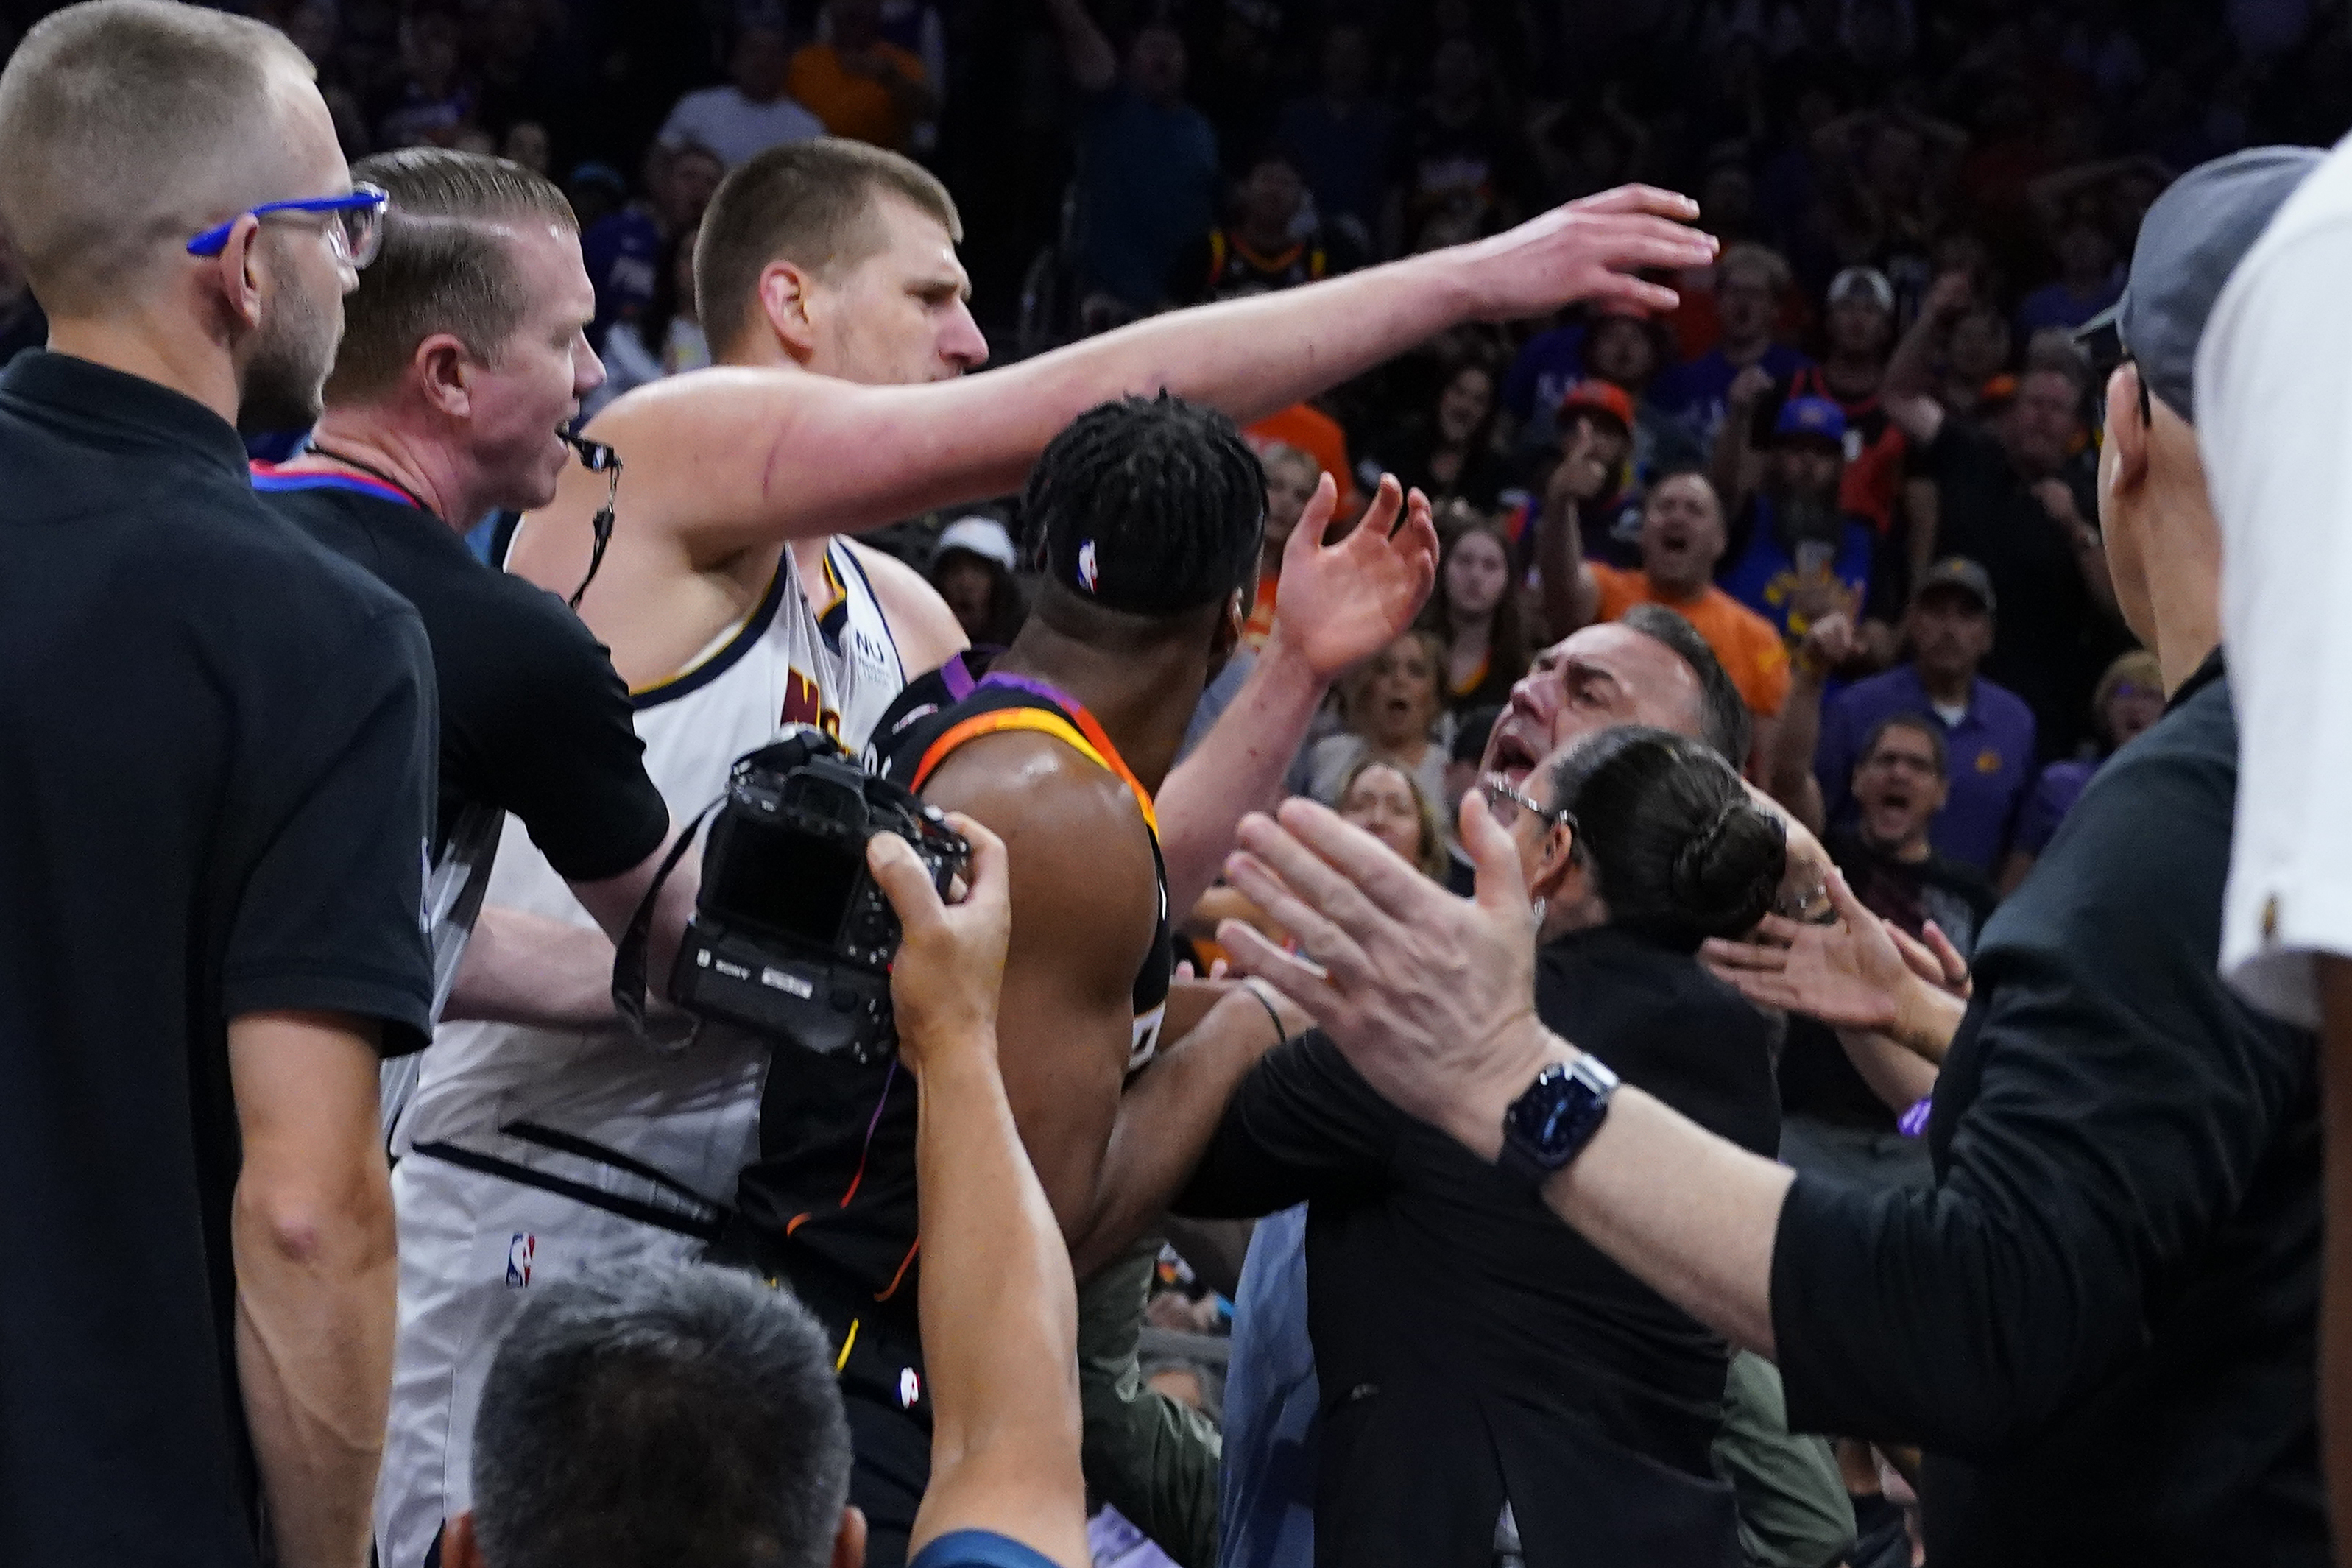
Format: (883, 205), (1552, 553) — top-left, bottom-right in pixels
(2192, 136), (2352, 1547)
(657, 21), (824, 168)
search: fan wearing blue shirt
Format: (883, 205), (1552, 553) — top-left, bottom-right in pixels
(1717, 396), (1885, 651)
(435, 822), (1102, 1568)
(1650, 242), (1811, 454)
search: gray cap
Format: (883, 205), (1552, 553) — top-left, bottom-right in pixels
(2081, 146), (2323, 423)
(1916, 556), (1996, 616)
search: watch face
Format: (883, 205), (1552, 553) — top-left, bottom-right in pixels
(1506, 1063), (1596, 1162)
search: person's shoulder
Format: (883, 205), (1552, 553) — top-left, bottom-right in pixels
(841, 537), (967, 673)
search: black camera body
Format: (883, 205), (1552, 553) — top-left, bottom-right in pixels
(670, 727), (968, 1064)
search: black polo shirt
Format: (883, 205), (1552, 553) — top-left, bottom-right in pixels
(0, 352), (438, 1567)
(1768, 653), (2325, 1565)
(253, 470), (667, 930)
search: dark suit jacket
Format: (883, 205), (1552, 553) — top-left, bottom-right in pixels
(1179, 924), (1780, 1568)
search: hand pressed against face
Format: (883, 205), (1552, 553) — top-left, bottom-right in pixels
(468, 221), (604, 511)
(809, 194), (988, 386)
(1479, 624), (1703, 786)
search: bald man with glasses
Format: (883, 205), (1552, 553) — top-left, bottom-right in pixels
(0, 5), (437, 1567)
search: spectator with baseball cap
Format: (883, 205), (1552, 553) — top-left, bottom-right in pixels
(1714, 395), (1899, 665)
(1544, 378), (1648, 565)
(1809, 558), (2036, 874)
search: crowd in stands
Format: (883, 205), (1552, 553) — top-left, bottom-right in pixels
(10, 1), (2351, 1566)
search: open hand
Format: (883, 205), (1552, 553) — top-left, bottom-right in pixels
(1215, 791), (1551, 1159)
(1701, 869), (1917, 1032)
(869, 814), (1009, 1075)
(1266, 472), (1441, 682)
(1461, 185), (1720, 322)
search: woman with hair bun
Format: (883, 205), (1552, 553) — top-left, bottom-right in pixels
(1182, 725), (1798, 1568)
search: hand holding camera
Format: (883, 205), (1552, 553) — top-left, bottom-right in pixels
(866, 813), (1010, 1077)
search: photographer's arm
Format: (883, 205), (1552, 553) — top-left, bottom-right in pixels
(865, 819), (1092, 1568)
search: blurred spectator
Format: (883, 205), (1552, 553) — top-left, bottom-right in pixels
(1358, 356), (1506, 511)
(1542, 471), (1790, 762)
(1778, 710), (1996, 1189)
(788, 0), (936, 152)
(1048, 0), (1219, 317)
(927, 515), (1025, 649)
(1651, 244), (1813, 455)
(1884, 280), (2119, 757)
(1776, 266), (1907, 537)
(2015, 211), (2123, 339)
(563, 161), (628, 233)
(1714, 394), (1895, 663)
(582, 141), (721, 347)
(378, 11), (475, 149)
(1332, 755), (1451, 882)
(1294, 630), (1450, 812)
(1814, 559), (2036, 874)
(1247, 404), (1359, 524)
(1170, 152), (1359, 306)
(655, 22), (823, 168)
(0, 230), (43, 369)
(590, 219), (709, 417)
(1422, 517), (1529, 715)
(1997, 648), (2166, 894)
(1939, 296), (2015, 422)
(817, 0), (947, 151)
(1383, 37), (1535, 258)
(1537, 380), (1648, 568)
(501, 121), (550, 177)
(1240, 442), (1322, 653)
(1271, 24), (1392, 252)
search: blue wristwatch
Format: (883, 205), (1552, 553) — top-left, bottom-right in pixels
(1497, 1054), (1620, 1190)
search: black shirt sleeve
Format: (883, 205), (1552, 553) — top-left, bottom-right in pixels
(453, 586), (671, 884)
(1173, 1030), (1406, 1218)
(1765, 695), (2314, 1455)
(222, 605), (438, 1056)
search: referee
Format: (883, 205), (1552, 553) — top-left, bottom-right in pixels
(250, 146), (689, 1052)
(0, 6), (437, 1568)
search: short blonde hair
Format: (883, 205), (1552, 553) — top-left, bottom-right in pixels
(0, 0), (312, 314)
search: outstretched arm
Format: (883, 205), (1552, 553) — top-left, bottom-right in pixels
(1534, 437), (1606, 637)
(1155, 475), (1439, 913)
(869, 817), (1092, 1568)
(529, 190), (1717, 573)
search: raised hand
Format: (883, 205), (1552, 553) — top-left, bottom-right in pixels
(1215, 791), (1551, 1160)
(1701, 869), (1915, 1032)
(1460, 184), (1720, 323)
(1548, 419), (1614, 509)
(1266, 472), (1441, 682)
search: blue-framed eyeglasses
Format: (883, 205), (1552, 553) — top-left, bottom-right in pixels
(186, 183), (389, 268)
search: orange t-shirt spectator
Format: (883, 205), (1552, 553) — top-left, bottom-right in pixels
(788, 0), (933, 151)
(1544, 470), (1790, 744)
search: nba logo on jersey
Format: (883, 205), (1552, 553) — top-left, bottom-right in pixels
(506, 1233), (535, 1288)
(1077, 539), (1099, 593)
(898, 1367), (921, 1409)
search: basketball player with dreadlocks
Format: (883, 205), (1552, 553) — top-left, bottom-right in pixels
(727, 395), (1395, 1562)
(379, 138), (1700, 1567)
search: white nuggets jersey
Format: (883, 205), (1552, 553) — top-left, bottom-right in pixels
(394, 538), (908, 1201)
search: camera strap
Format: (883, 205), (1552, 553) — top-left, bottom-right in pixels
(612, 797), (721, 1040)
